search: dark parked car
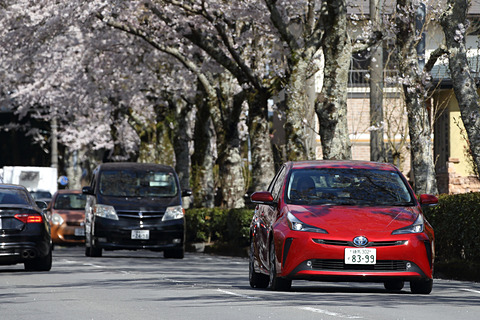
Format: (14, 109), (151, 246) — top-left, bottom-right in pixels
(83, 162), (190, 259)
(249, 160), (438, 294)
(48, 190), (86, 246)
(0, 184), (52, 271)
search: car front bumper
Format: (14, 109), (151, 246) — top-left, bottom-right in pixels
(277, 230), (434, 282)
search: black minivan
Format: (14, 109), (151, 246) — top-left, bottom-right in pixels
(82, 162), (189, 259)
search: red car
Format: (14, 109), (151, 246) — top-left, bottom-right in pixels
(249, 160), (438, 294)
(48, 190), (86, 246)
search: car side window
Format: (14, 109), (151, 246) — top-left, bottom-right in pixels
(270, 166), (287, 200)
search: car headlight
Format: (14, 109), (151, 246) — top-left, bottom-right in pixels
(51, 213), (64, 225)
(162, 205), (184, 221)
(94, 204), (119, 220)
(392, 214), (424, 234)
(287, 212), (328, 234)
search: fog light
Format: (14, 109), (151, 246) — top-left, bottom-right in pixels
(406, 262), (412, 269)
(306, 260), (312, 268)
(98, 237), (107, 243)
(172, 238), (181, 244)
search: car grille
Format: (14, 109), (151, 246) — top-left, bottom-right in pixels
(116, 210), (164, 220)
(313, 239), (407, 247)
(312, 259), (407, 271)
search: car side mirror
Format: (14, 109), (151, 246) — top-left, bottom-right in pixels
(419, 194), (438, 205)
(181, 189), (192, 197)
(82, 186), (94, 195)
(35, 200), (48, 210)
(250, 191), (276, 206)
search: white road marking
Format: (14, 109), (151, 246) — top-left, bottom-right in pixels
(462, 289), (480, 294)
(216, 289), (260, 299)
(299, 307), (363, 319)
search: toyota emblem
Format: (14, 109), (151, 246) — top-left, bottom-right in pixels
(353, 236), (368, 247)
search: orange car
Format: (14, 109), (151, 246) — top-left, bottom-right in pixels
(47, 190), (86, 245)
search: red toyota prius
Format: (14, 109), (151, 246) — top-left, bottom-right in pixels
(249, 160), (438, 294)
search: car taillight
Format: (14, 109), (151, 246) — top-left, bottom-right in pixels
(14, 214), (43, 223)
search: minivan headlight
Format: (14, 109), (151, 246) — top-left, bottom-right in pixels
(392, 214), (424, 234)
(287, 212), (328, 234)
(94, 204), (119, 220)
(162, 205), (184, 221)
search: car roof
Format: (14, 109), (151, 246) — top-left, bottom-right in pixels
(53, 189), (83, 195)
(0, 183), (29, 191)
(96, 162), (175, 172)
(288, 160), (398, 171)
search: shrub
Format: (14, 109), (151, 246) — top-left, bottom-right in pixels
(185, 208), (253, 246)
(423, 192), (480, 263)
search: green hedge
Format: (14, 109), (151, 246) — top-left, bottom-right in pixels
(185, 208), (253, 247)
(423, 192), (480, 263)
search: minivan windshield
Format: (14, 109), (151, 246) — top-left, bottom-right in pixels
(286, 168), (413, 206)
(99, 170), (178, 197)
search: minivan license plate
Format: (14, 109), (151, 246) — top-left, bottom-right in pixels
(131, 230), (149, 240)
(345, 248), (376, 264)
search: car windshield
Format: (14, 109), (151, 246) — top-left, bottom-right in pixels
(286, 168), (413, 206)
(0, 189), (31, 205)
(30, 190), (52, 200)
(54, 194), (86, 210)
(99, 170), (178, 197)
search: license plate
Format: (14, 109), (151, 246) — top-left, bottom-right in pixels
(131, 230), (149, 240)
(345, 248), (376, 264)
(74, 228), (85, 236)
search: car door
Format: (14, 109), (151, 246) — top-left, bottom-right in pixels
(256, 165), (287, 270)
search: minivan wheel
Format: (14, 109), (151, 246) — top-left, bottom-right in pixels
(164, 248), (184, 259)
(269, 240), (291, 291)
(87, 236), (102, 257)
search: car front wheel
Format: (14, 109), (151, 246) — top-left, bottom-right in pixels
(269, 240), (291, 291)
(410, 279), (433, 294)
(249, 242), (269, 288)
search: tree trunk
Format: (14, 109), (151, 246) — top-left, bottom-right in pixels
(172, 99), (193, 208)
(396, 0), (438, 194)
(369, 0), (385, 162)
(316, 0), (352, 160)
(284, 58), (315, 160)
(440, 0), (480, 176)
(215, 89), (246, 208)
(191, 91), (215, 208)
(247, 88), (276, 191)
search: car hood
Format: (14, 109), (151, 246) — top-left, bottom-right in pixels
(286, 204), (420, 234)
(97, 194), (180, 211)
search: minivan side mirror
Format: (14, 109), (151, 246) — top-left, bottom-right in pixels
(82, 186), (94, 195)
(182, 189), (193, 197)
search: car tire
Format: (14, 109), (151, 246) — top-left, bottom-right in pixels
(384, 280), (404, 291)
(249, 243), (269, 288)
(410, 279), (433, 294)
(164, 248), (184, 259)
(24, 249), (52, 272)
(269, 240), (291, 291)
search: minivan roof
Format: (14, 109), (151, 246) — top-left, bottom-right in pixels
(96, 162), (175, 173)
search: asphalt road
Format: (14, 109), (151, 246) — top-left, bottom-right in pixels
(0, 246), (479, 320)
